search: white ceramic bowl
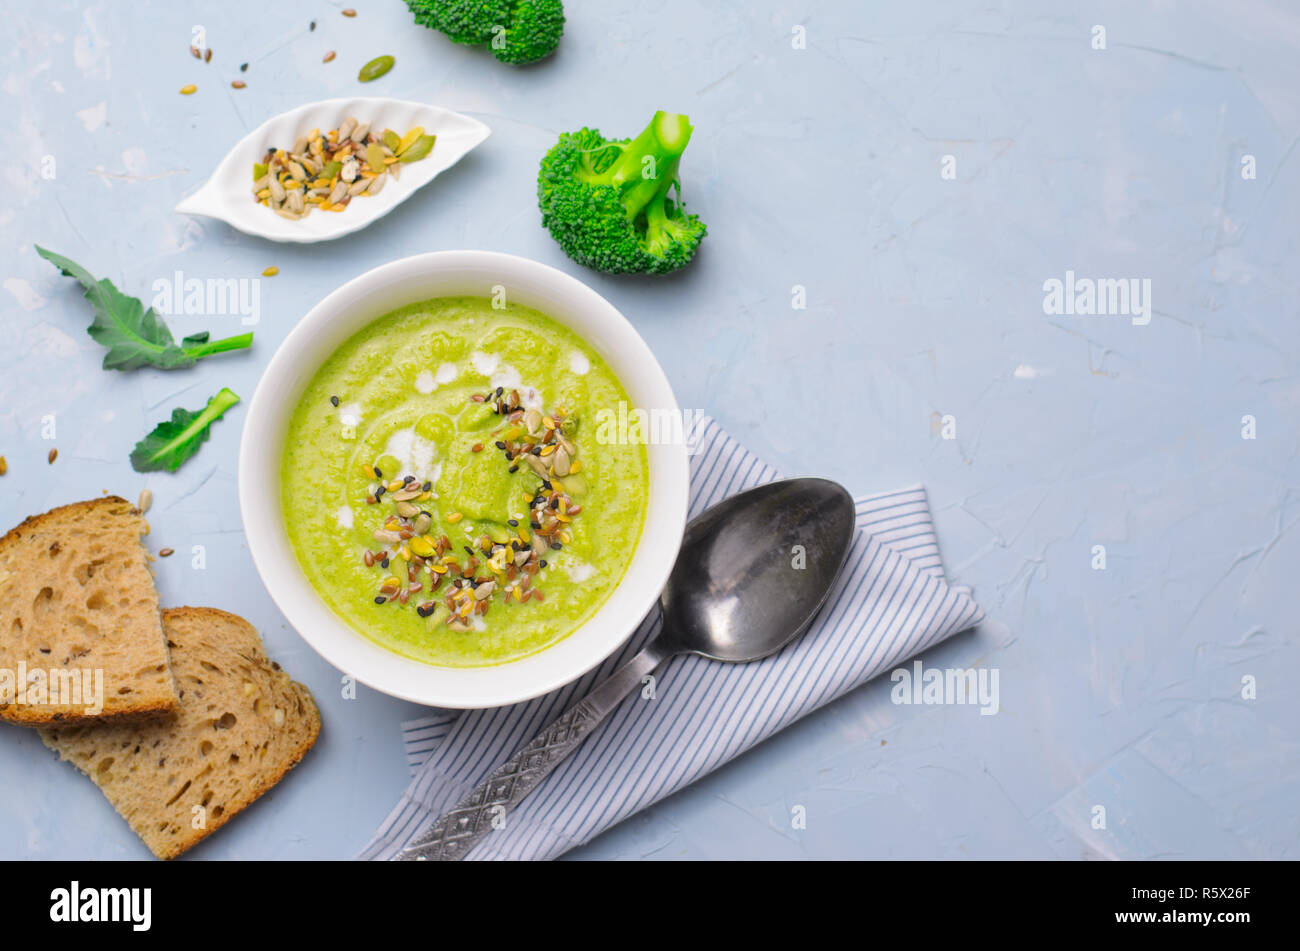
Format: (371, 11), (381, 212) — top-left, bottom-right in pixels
(239, 251), (688, 708)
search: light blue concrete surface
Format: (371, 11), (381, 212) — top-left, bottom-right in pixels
(1, 1), (1296, 859)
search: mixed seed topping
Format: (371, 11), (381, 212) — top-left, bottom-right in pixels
(252, 116), (436, 221)
(355, 387), (584, 632)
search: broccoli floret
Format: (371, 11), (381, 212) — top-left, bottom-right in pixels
(405, 0), (564, 65)
(538, 111), (707, 275)
(490, 0), (565, 64)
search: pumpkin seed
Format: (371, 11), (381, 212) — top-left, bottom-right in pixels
(397, 134), (436, 163)
(382, 128), (401, 152)
(396, 126), (425, 154)
(365, 142), (386, 171)
(358, 55), (394, 83)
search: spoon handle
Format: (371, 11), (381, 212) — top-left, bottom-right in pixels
(395, 639), (670, 861)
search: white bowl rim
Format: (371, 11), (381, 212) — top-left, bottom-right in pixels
(238, 250), (688, 709)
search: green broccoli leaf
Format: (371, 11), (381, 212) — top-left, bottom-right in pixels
(35, 245), (254, 371)
(130, 388), (241, 473)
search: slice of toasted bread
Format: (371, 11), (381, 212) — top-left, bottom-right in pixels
(40, 607), (321, 859)
(0, 496), (177, 725)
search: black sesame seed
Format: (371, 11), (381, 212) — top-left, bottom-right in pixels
(550, 498), (560, 509)
(422, 481), (432, 491)
(550, 542), (562, 550)
(542, 480), (552, 490)
(373, 466), (383, 478)
(403, 475), (416, 484)
(495, 387), (504, 398)
(507, 519), (518, 527)
(494, 441), (506, 450)
(530, 520), (541, 530)
(374, 596), (387, 604)
(330, 395), (340, 407)
(539, 559), (548, 568)
(375, 485), (385, 498)
(380, 558), (390, 569)
(509, 465), (519, 473)
(464, 546), (474, 556)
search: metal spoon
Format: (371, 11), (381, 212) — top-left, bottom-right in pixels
(395, 477), (856, 861)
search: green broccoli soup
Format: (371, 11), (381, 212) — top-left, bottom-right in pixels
(280, 296), (649, 667)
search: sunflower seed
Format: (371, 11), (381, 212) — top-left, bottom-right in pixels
(395, 500), (420, 517)
(268, 176), (286, 201)
(329, 180), (349, 204)
(366, 173), (386, 195)
(350, 121), (370, 144)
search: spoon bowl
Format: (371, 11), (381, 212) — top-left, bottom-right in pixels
(660, 478), (856, 660)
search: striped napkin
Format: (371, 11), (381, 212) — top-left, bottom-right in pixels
(360, 416), (984, 860)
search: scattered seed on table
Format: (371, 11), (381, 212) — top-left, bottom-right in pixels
(47, 448), (57, 464)
(138, 489), (152, 514)
(240, 62), (248, 72)
(262, 266), (279, 276)
(310, 19), (317, 31)
(159, 548), (174, 557)
(180, 84), (197, 95)
(204, 48), (212, 63)
(358, 55), (394, 82)
(189, 45), (201, 59)
(0, 456), (7, 475)
(323, 50), (336, 63)
(231, 80), (246, 89)
(342, 8), (356, 16)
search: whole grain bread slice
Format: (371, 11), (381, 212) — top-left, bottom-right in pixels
(41, 607), (321, 859)
(0, 496), (177, 725)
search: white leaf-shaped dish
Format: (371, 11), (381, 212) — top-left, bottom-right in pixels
(175, 97), (490, 243)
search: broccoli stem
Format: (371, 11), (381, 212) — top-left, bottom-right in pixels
(589, 111), (693, 222)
